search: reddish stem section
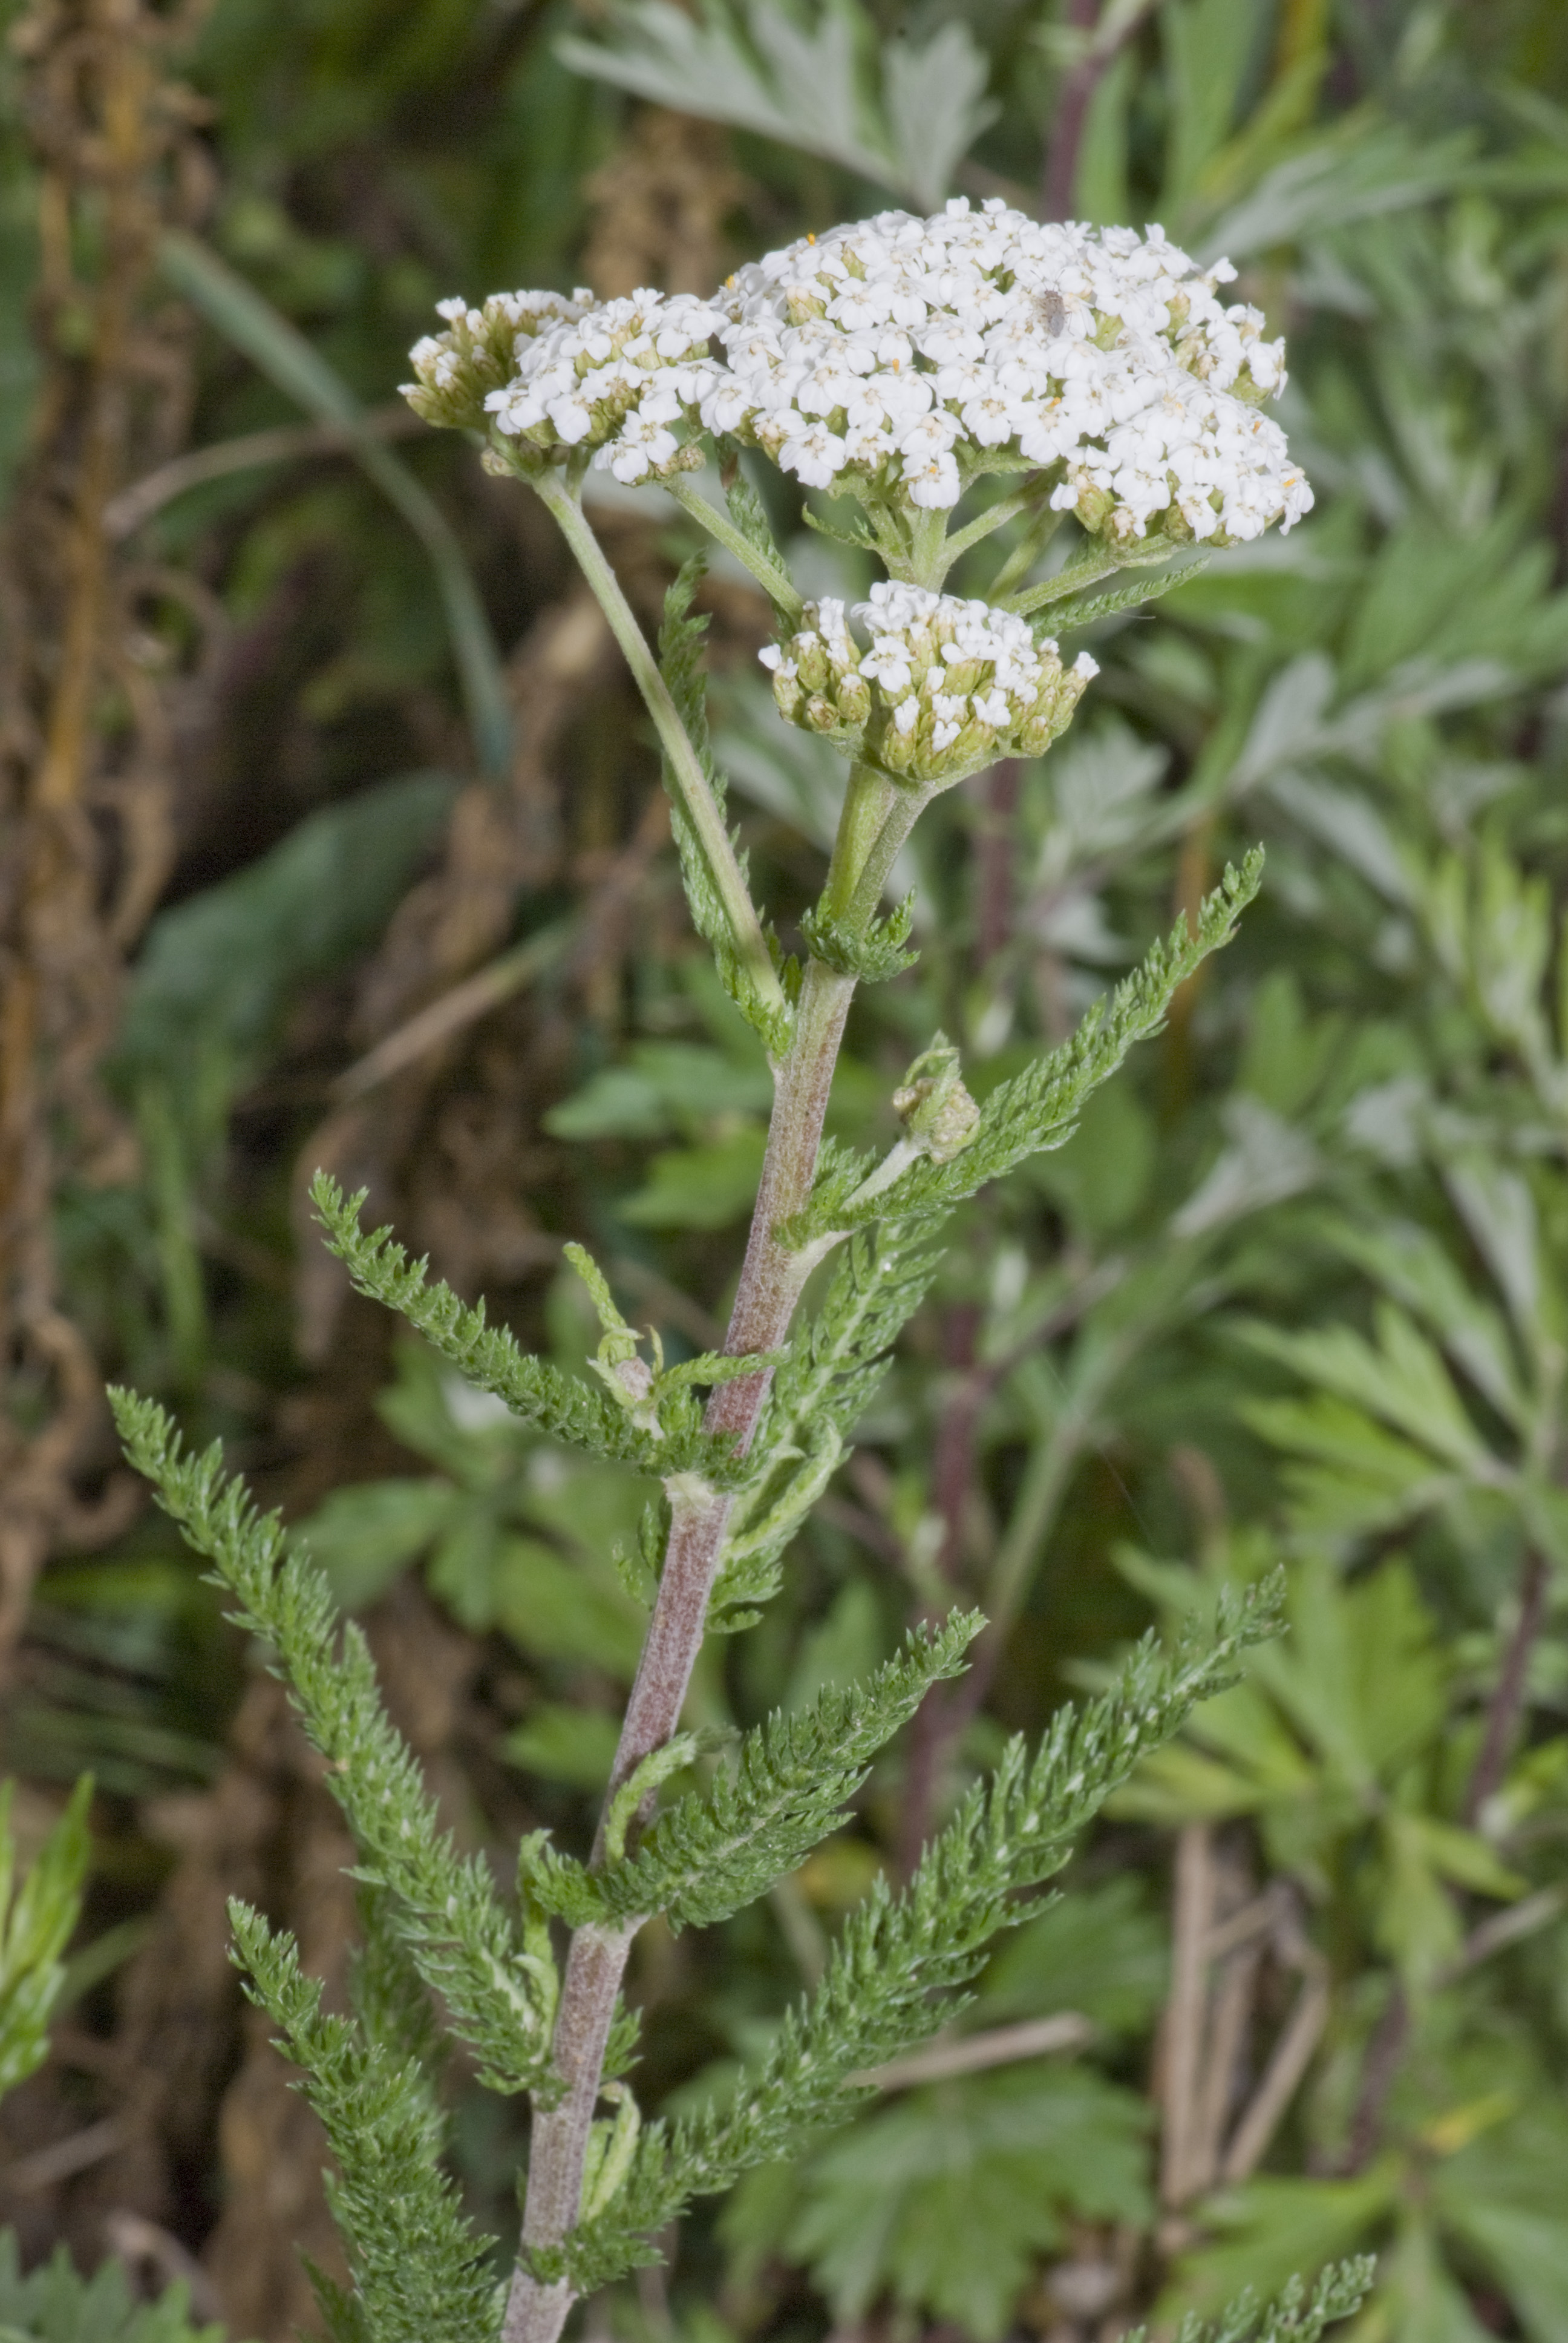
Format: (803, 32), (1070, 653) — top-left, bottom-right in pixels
(504, 960), (855, 2343)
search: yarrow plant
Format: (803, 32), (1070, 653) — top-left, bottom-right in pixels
(114, 200), (1363, 2343)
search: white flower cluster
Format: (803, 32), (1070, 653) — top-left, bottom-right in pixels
(405, 198), (1310, 540)
(403, 289), (593, 433)
(405, 287), (722, 479)
(760, 582), (1097, 785)
(711, 202), (1308, 544)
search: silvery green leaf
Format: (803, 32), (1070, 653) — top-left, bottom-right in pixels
(557, 0), (993, 207)
(880, 24), (999, 212)
(1197, 122), (1477, 263)
(1171, 1096), (1322, 1241)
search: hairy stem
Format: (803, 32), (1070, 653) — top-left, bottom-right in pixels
(505, 953), (856, 2343)
(531, 470), (787, 1023)
(668, 476), (804, 624)
(939, 474), (1050, 572)
(823, 759), (899, 922)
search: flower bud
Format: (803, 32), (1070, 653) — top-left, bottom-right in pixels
(892, 1037), (980, 1164)
(794, 634), (831, 693)
(835, 670), (871, 726)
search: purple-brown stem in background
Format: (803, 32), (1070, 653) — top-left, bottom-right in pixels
(1043, 0), (1134, 224)
(975, 759), (1022, 966)
(896, 1305), (991, 1879)
(1464, 1548), (1548, 1824)
(1342, 1544), (1549, 2173)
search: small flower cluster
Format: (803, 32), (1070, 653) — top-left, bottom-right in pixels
(710, 202), (1308, 543)
(760, 582), (1096, 785)
(405, 289), (722, 480)
(403, 289), (593, 432)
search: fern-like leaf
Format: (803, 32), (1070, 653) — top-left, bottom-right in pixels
(311, 1174), (748, 1487)
(1039, 551), (1211, 637)
(111, 1391), (560, 2096)
(780, 856), (1262, 1246)
(531, 1610), (982, 1931)
(1154, 2259), (1376, 2343)
(231, 1902), (499, 2343)
(533, 1579), (1281, 2290)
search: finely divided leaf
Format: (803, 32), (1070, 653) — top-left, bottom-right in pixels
(781, 857), (1262, 1245)
(536, 1579), (1280, 2290)
(531, 1611), (982, 1932)
(311, 1174), (746, 1486)
(231, 1904), (499, 2343)
(111, 1392), (559, 2097)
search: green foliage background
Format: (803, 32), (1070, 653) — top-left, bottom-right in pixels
(4, 0), (1568, 2339)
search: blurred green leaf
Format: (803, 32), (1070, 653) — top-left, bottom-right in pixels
(786, 2064), (1151, 2339)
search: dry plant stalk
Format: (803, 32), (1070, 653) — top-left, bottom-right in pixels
(1158, 1823), (1329, 2233)
(0, 0), (209, 1653)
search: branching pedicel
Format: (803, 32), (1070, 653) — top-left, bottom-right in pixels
(114, 203), (1342, 2343)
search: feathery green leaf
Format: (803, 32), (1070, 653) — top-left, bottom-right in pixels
(1150, 2259), (1376, 2343)
(109, 1391), (560, 2096)
(230, 1902), (499, 2343)
(530, 1610), (982, 1932)
(535, 1579), (1281, 2289)
(1039, 552), (1212, 637)
(780, 857), (1263, 1246)
(310, 1174), (748, 1487)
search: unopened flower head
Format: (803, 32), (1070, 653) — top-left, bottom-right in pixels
(760, 582), (1096, 787)
(709, 200), (1309, 546)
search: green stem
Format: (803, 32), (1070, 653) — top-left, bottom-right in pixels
(987, 502), (1067, 601)
(845, 785), (929, 929)
(939, 474), (1051, 574)
(1002, 536), (1184, 620)
(531, 470), (787, 1023)
(822, 759), (899, 921)
(907, 505), (951, 591)
(668, 476), (805, 624)
(1001, 543), (1125, 617)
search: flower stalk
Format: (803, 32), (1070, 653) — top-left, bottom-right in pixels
(529, 469), (786, 1026)
(506, 951), (856, 2343)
